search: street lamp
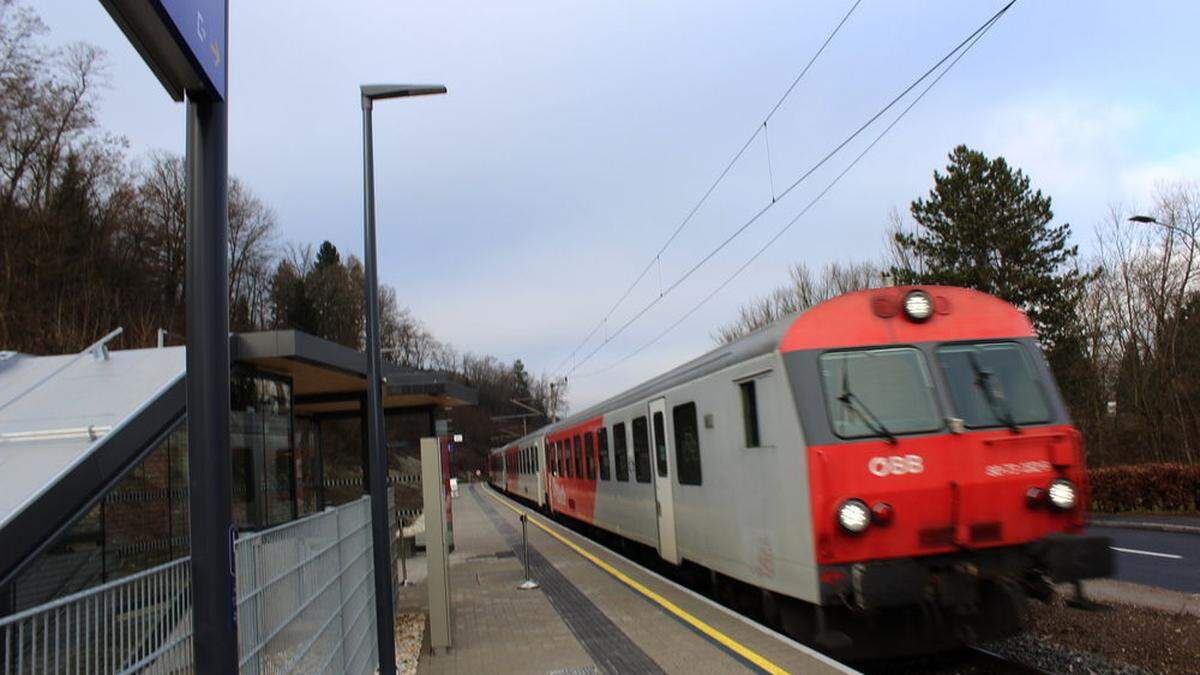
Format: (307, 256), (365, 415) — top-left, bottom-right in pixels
(1129, 214), (1197, 244)
(361, 82), (446, 675)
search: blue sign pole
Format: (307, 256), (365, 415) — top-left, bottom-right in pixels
(159, 0), (227, 99)
(176, 1), (236, 671)
(99, 1), (235, 672)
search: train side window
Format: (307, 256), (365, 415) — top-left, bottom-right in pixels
(566, 440), (574, 478)
(585, 433), (596, 480)
(597, 427), (611, 481)
(560, 440), (569, 477)
(632, 416), (652, 483)
(534, 446), (539, 472)
(673, 402), (702, 485)
(613, 423), (629, 482)
(574, 435), (583, 480)
(739, 380), (762, 448)
(652, 411), (668, 477)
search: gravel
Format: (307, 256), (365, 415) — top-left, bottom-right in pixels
(394, 612), (425, 675)
(987, 633), (1152, 674)
(867, 590), (1199, 674)
(993, 593), (1200, 675)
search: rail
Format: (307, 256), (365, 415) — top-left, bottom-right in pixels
(0, 497), (380, 674)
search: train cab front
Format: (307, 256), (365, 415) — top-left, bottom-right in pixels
(781, 286), (1113, 655)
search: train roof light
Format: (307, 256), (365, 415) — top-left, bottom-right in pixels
(1048, 479), (1077, 510)
(837, 499), (871, 534)
(903, 290), (933, 322)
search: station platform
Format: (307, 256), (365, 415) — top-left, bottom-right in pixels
(398, 483), (854, 675)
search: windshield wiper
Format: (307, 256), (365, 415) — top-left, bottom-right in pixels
(966, 351), (1019, 433)
(839, 363), (898, 445)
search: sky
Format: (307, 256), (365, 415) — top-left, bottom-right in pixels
(32, 1), (1200, 410)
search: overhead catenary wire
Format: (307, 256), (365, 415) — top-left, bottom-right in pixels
(574, 1), (1012, 380)
(564, 0), (1018, 378)
(551, 0), (864, 377)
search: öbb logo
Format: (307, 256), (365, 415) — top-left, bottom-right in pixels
(868, 454), (924, 477)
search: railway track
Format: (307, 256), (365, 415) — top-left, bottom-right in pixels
(959, 646), (1054, 674)
(859, 646), (1054, 674)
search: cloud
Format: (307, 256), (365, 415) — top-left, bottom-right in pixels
(1119, 151), (1200, 202)
(980, 94), (1200, 249)
(984, 96), (1143, 196)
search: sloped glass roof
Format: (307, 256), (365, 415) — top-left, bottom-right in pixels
(0, 346), (185, 529)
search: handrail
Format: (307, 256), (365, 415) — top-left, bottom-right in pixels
(0, 495), (381, 674)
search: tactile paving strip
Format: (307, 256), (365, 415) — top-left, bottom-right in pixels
(472, 488), (667, 675)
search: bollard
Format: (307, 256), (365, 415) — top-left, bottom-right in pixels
(517, 513), (540, 590)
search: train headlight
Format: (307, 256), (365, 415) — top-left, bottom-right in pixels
(1047, 479), (1077, 510)
(837, 499), (871, 534)
(903, 290), (933, 322)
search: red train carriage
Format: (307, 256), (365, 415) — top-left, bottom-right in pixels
(489, 286), (1112, 658)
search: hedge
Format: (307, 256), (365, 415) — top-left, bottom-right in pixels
(1088, 463), (1200, 513)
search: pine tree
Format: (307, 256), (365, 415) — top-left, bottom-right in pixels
(891, 145), (1088, 352)
(315, 240), (340, 270)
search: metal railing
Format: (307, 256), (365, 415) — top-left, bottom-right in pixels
(0, 497), (379, 674)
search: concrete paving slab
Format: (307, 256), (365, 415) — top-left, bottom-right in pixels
(400, 483), (856, 675)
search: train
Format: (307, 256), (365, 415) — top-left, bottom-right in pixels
(488, 285), (1112, 658)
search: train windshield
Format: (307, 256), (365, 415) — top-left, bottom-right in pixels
(819, 347), (942, 440)
(937, 342), (1051, 429)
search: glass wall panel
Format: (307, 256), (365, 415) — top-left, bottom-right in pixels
(10, 499), (103, 612)
(260, 376), (295, 526)
(319, 416), (365, 507)
(230, 370), (262, 528)
(387, 409), (431, 526)
(294, 416), (323, 517)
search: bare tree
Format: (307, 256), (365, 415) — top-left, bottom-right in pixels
(227, 177), (277, 329)
(1083, 182), (1200, 465)
(714, 260), (882, 344)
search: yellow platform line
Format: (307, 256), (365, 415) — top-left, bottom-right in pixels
(484, 488), (790, 675)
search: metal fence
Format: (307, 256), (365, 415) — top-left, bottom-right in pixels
(0, 497), (379, 674)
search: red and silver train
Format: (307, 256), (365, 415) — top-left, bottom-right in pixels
(489, 286), (1111, 656)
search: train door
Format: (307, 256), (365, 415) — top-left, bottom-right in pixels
(535, 438), (546, 507)
(648, 398), (680, 564)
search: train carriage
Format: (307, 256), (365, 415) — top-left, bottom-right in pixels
(489, 286), (1112, 657)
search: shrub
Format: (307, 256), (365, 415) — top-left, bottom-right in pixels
(1088, 463), (1200, 513)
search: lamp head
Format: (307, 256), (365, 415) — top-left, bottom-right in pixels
(361, 84), (447, 106)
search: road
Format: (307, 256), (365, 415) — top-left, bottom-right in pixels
(1087, 526), (1200, 594)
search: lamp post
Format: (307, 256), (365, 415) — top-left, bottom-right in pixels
(1129, 214), (1198, 245)
(361, 83), (446, 675)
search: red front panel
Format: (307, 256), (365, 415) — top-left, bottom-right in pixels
(808, 425), (1086, 565)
